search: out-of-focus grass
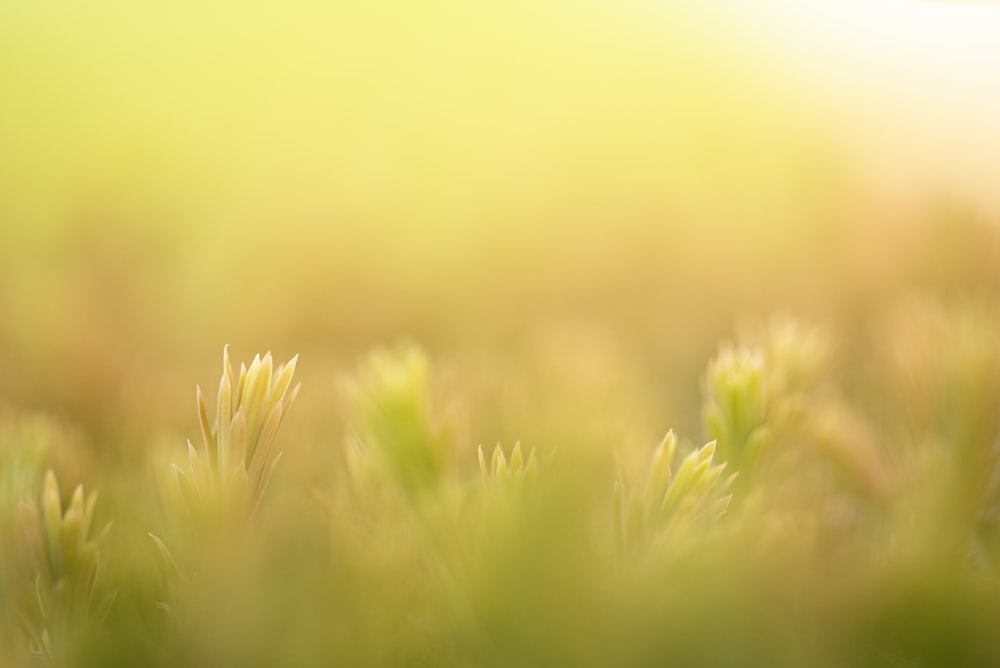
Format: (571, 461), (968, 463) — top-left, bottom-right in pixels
(3, 1), (1000, 666)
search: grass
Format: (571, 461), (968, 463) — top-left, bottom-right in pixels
(2, 5), (999, 665)
(3, 305), (1000, 667)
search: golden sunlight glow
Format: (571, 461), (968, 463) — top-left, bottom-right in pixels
(4, 3), (1000, 666)
(685, 0), (1000, 211)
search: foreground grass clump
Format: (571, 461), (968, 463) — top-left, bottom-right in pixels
(3, 310), (1000, 666)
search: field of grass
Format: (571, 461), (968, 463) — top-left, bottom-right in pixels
(3, 2), (1000, 666)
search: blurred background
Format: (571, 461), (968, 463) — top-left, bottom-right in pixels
(2, 0), (1000, 456)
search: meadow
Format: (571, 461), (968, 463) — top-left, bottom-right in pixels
(3, 2), (1000, 666)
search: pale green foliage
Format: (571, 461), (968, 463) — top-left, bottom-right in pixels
(176, 345), (300, 518)
(615, 431), (734, 555)
(0, 416), (51, 509)
(703, 347), (769, 471)
(15, 471), (113, 661)
(876, 301), (1000, 563)
(142, 347), (301, 661)
(478, 442), (536, 490)
(342, 344), (452, 495)
(0, 413), (89, 518)
(703, 318), (829, 476)
(0, 415), (100, 663)
(8, 308), (1000, 666)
